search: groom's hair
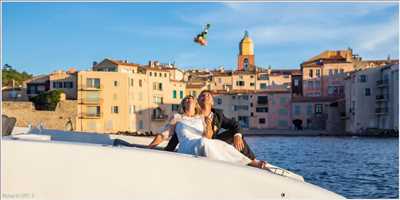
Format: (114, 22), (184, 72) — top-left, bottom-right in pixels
(199, 90), (213, 97)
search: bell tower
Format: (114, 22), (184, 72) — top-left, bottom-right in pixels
(238, 31), (255, 71)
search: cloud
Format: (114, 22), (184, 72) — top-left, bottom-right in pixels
(177, 2), (399, 61)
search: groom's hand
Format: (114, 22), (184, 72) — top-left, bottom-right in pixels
(233, 134), (244, 151)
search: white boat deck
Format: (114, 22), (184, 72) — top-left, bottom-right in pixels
(1, 127), (345, 199)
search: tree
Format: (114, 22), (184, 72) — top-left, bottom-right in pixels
(31, 90), (63, 111)
(2, 64), (33, 87)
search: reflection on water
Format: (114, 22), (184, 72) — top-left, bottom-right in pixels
(246, 136), (399, 199)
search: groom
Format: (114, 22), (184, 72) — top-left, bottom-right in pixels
(165, 90), (256, 160)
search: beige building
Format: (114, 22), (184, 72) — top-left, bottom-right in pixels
(301, 49), (355, 97)
(345, 63), (399, 133)
(49, 68), (78, 100)
(75, 58), (185, 134)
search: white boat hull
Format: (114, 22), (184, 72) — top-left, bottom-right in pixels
(2, 130), (345, 199)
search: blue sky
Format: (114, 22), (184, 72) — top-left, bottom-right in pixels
(3, 2), (399, 75)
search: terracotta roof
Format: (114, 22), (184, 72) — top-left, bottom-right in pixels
(106, 59), (140, 67)
(26, 75), (49, 84)
(212, 71), (233, 76)
(233, 70), (256, 75)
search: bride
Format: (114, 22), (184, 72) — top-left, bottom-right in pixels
(175, 95), (266, 168)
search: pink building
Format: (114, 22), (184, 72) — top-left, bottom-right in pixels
(250, 90), (292, 129)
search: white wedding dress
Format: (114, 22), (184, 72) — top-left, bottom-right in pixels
(175, 115), (251, 165)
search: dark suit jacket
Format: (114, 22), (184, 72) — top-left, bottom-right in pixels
(164, 108), (242, 151)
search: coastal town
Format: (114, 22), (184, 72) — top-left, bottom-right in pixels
(3, 31), (399, 136)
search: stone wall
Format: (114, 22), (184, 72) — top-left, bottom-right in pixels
(2, 100), (77, 130)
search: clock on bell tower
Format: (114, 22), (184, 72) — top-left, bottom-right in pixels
(237, 31), (255, 71)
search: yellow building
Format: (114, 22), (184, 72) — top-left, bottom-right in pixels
(76, 59), (185, 134)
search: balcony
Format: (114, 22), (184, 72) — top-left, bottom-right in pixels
(79, 98), (103, 104)
(376, 79), (389, 87)
(151, 113), (168, 121)
(78, 84), (103, 90)
(375, 95), (387, 101)
(79, 112), (103, 119)
(375, 107), (388, 115)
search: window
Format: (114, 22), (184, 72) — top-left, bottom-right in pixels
(328, 86), (334, 95)
(329, 69), (333, 76)
(232, 96), (236, 99)
(340, 69), (344, 74)
(158, 83), (163, 91)
(260, 83), (267, 89)
(172, 104), (180, 112)
(243, 58), (249, 70)
(217, 98), (222, 105)
(309, 69), (313, 78)
(278, 120), (288, 127)
(307, 104), (313, 115)
(315, 104), (323, 114)
(164, 73), (167, 78)
(365, 88), (371, 96)
(236, 81), (245, 86)
(256, 107), (268, 112)
(114, 81), (118, 87)
(153, 96), (163, 104)
(153, 82), (157, 90)
(259, 74), (269, 80)
(279, 108), (288, 115)
(88, 106), (101, 116)
(130, 79), (134, 87)
(259, 118), (266, 124)
(250, 82), (255, 86)
(149, 72), (152, 76)
(179, 91), (184, 99)
(129, 105), (136, 114)
(139, 80), (142, 87)
(234, 105), (249, 111)
(173, 90), (177, 99)
(86, 78), (100, 89)
(257, 96), (268, 105)
(359, 75), (367, 83)
(111, 106), (119, 114)
(63, 82), (72, 88)
(242, 95), (249, 100)
(250, 75), (254, 78)
(294, 79), (299, 86)
(334, 69), (339, 75)
(159, 73), (162, 77)
(280, 97), (287, 104)
(316, 69), (321, 77)
(294, 105), (301, 115)
(314, 81), (321, 88)
(53, 82), (63, 88)
(139, 120), (144, 129)
(155, 72), (157, 77)
(308, 81), (313, 88)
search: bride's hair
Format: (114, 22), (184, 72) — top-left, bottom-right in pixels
(180, 95), (201, 115)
